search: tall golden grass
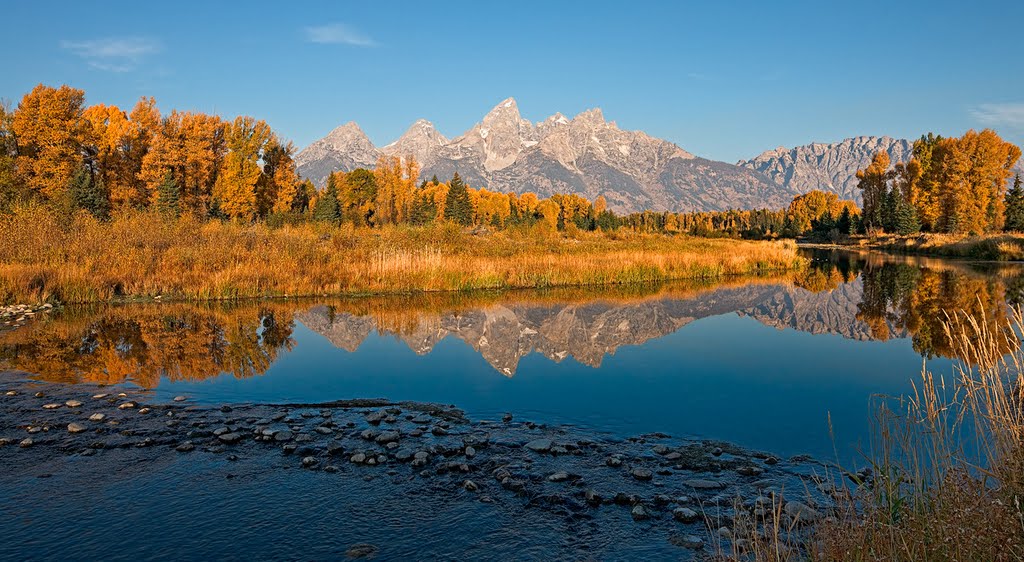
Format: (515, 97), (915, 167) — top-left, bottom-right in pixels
(860, 232), (1024, 261)
(0, 204), (805, 304)
(806, 306), (1024, 561)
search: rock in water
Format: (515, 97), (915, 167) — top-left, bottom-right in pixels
(67, 423), (86, 434)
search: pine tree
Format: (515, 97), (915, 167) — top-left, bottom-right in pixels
(893, 195), (920, 235)
(156, 170), (180, 217)
(312, 174), (341, 224)
(68, 163), (110, 219)
(1005, 174), (1024, 231)
(444, 173), (472, 226)
(881, 189), (898, 233)
(837, 206), (852, 235)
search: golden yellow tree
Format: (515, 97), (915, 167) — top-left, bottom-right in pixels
(215, 116), (271, 221)
(12, 84), (87, 199)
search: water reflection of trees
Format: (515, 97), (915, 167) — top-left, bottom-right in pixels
(855, 259), (1017, 359)
(0, 304), (296, 387)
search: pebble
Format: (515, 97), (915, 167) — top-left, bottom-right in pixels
(42, 403), (61, 410)
(668, 534), (704, 550)
(176, 442), (195, 452)
(65, 400), (83, 408)
(138, 408), (151, 414)
(92, 394), (108, 399)
(631, 468), (653, 481)
(673, 507), (699, 523)
(67, 423), (86, 434)
(301, 456), (318, 468)
(218, 432), (243, 444)
(173, 396), (187, 402)
(274, 431), (294, 442)
(464, 446), (476, 458)
(118, 402), (136, 410)
(785, 500), (822, 524)
(463, 480), (479, 492)
(585, 489), (603, 505)
(89, 413), (106, 422)
(345, 544), (379, 559)
(631, 505), (650, 521)
(19, 438), (33, 448)
(683, 478), (725, 490)
(350, 453), (367, 464)
(547, 471), (570, 483)
(606, 456), (623, 467)
(375, 430), (400, 444)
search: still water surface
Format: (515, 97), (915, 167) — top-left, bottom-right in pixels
(3, 248), (1020, 464)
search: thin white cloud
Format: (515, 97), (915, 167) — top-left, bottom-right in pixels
(304, 23), (376, 47)
(60, 37), (161, 72)
(970, 103), (1024, 129)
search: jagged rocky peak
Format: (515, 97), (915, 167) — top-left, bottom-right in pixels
(295, 97), (787, 213)
(380, 118), (449, 167)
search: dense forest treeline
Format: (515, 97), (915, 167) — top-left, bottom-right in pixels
(3, 83), (1019, 242)
(856, 131), (1022, 235)
(0, 83), (855, 239)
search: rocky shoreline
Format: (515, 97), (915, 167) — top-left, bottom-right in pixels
(0, 371), (838, 559)
(0, 303), (54, 330)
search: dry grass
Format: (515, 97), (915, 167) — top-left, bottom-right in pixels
(794, 306), (1024, 561)
(859, 232), (1024, 261)
(0, 204), (805, 304)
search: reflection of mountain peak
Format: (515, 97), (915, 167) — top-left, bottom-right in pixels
(295, 281), (875, 376)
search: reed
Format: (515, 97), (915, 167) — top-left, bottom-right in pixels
(0, 204), (805, 304)
(785, 305), (1024, 561)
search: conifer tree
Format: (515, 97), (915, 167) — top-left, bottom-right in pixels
(312, 174), (341, 224)
(444, 172), (472, 226)
(156, 170), (180, 217)
(893, 195), (920, 235)
(68, 163), (109, 219)
(1005, 174), (1024, 231)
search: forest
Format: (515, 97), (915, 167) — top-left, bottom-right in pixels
(0, 83), (857, 240)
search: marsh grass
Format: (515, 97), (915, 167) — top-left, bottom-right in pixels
(0, 204), (805, 304)
(784, 305), (1024, 561)
(864, 232), (1024, 261)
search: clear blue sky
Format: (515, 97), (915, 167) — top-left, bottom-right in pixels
(2, 0), (1022, 162)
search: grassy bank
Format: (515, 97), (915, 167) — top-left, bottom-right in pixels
(0, 205), (805, 304)
(818, 232), (1024, 261)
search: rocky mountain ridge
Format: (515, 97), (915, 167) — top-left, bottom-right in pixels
(295, 98), (794, 213)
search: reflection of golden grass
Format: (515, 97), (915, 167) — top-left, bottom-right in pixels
(0, 205), (804, 304)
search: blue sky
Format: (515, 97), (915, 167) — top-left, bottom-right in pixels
(2, 0), (1023, 162)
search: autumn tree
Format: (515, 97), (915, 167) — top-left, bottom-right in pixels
(214, 116), (271, 221)
(140, 111), (225, 215)
(0, 101), (20, 209)
(259, 137), (301, 216)
(12, 84), (87, 200)
(335, 169), (377, 226)
(855, 152), (891, 232)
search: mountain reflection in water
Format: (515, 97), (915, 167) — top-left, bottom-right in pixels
(1, 249), (1021, 388)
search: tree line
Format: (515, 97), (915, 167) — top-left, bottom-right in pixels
(857, 130), (1022, 235)
(0, 82), (862, 239)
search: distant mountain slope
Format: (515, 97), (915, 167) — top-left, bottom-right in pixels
(295, 98), (794, 213)
(737, 136), (914, 202)
(738, 136), (1024, 203)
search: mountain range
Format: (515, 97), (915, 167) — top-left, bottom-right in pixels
(295, 99), (1024, 213)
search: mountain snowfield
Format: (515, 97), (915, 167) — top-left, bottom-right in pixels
(295, 98), (1024, 213)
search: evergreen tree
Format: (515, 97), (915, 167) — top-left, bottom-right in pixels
(68, 163), (109, 219)
(893, 195), (921, 235)
(410, 196), (437, 226)
(881, 189), (898, 233)
(312, 174), (341, 224)
(443, 173), (472, 226)
(156, 170), (180, 217)
(837, 206), (852, 235)
(1005, 174), (1024, 231)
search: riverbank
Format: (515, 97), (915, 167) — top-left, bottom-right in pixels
(0, 371), (833, 559)
(802, 232), (1024, 261)
(0, 206), (804, 305)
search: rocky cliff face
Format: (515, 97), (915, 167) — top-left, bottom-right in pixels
(738, 136), (915, 202)
(295, 98), (792, 213)
(295, 278), (880, 377)
(738, 136), (1024, 203)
